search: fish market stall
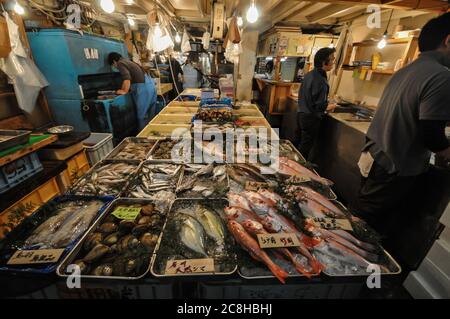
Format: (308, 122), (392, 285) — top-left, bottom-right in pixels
(0, 124), (403, 299)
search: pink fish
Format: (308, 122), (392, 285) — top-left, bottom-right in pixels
(257, 189), (290, 211)
(242, 220), (316, 278)
(227, 192), (253, 212)
(224, 207), (261, 223)
(305, 223), (379, 262)
(261, 211), (323, 275)
(279, 157), (333, 186)
(291, 185), (346, 218)
(227, 220), (289, 284)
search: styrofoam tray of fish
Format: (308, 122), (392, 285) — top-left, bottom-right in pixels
(124, 161), (182, 201)
(151, 198), (237, 277)
(0, 195), (113, 274)
(106, 137), (157, 161)
(176, 164), (229, 199)
(57, 198), (170, 280)
(226, 164), (280, 194)
(69, 160), (140, 197)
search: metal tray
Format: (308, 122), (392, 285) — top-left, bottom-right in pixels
(69, 159), (141, 197)
(150, 198), (237, 277)
(0, 195), (113, 274)
(105, 137), (158, 161)
(237, 249), (315, 280)
(124, 160), (183, 198)
(176, 164), (230, 199)
(317, 201), (401, 277)
(57, 198), (171, 280)
(0, 130), (31, 152)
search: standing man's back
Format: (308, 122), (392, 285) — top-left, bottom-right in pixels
(353, 13), (450, 235)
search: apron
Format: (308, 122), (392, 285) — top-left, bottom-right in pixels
(131, 74), (157, 131)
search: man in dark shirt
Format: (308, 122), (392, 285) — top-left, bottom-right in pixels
(353, 13), (450, 235)
(108, 52), (157, 130)
(297, 48), (337, 159)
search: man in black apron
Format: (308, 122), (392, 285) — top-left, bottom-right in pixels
(353, 13), (450, 235)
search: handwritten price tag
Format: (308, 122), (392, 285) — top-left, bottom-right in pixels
(111, 206), (141, 221)
(7, 249), (65, 265)
(312, 217), (353, 231)
(165, 258), (215, 275)
(257, 233), (301, 248)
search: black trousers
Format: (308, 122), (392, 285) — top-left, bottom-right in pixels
(351, 161), (418, 236)
(297, 112), (322, 160)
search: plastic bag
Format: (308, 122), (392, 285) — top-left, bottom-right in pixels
(202, 32), (211, 50)
(0, 13), (48, 114)
(181, 30), (192, 53)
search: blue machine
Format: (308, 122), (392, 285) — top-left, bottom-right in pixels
(27, 29), (138, 143)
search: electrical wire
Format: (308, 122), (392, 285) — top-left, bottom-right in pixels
(153, 55), (167, 106)
(168, 54), (182, 97)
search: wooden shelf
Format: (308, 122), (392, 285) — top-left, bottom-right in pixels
(342, 66), (395, 75)
(0, 135), (57, 167)
(0, 92), (15, 98)
(353, 38), (413, 47)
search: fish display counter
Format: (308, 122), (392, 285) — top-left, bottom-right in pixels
(0, 91), (403, 299)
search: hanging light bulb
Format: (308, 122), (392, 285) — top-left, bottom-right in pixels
(154, 23), (163, 38)
(237, 16), (243, 27)
(128, 17), (135, 26)
(246, 0), (259, 24)
(14, 1), (25, 15)
(125, 0), (134, 4)
(377, 32), (387, 49)
(175, 33), (181, 43)
(100, 0), (115, 14)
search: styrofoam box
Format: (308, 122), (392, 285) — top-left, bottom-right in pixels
(440, 227), (450, 247)
(439, 202), (450, 228)
(415, 258), (450, 298)
(426, 240), (450, 277)
(403, 271), (436, 299)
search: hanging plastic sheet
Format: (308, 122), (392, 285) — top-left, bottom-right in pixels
(202, 32), (211, 50)
(146, 25), (174, 53)
(0, 13), (48, 114)
(181, 30), (192, 53)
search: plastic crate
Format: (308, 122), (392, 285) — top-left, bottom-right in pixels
(0, 177), (61, 237)
(0, 152), (44, 194)
(82, 133), (113, 166)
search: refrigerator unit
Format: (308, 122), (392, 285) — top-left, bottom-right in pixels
(27, 29), (138, 143)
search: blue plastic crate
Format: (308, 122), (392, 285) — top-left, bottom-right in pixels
(0, 153), (44, 194)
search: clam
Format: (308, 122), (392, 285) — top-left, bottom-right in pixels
(141, 204), (155, 216)
(98, 222), (118, 234)
(83, 244), (110, 263)
(103, 232), (120, 246)
(140, 233), (158, 249)
(118, 220), (136, 233)
(119, 234), (139, 251)
(132, 224), (149, 237)
(125, 259), (137, 274)
(137, 216), (153, 225)
(83, 232), (103, 251)
(92, 264), (113, 276)
(73, 260), (90, 275)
